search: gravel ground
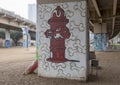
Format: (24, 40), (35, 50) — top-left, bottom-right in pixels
(0, 47), (120, 85)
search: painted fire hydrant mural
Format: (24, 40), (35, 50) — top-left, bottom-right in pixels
(45, 6), (71, 63)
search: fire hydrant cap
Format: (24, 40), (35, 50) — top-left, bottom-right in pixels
(48, 6), (69, 24)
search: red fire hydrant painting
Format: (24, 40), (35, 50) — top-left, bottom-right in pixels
(44, 6), (71, 63)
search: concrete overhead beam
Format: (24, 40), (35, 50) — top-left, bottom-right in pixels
(111, 0), (117, 36)
(0, 7), (36, 32)
(0, 17), (35, 32)
(10, 18), (18, 22)
(113, 0), (117, 16)
(89, 20), (94, 27)
(91, 0), (102, 22)
(1, 14), (7, 18)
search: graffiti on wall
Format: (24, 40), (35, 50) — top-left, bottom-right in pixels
(38, 1), (87, 80)
(44, 6), (80, 63)
(94, 33), (107, 51)
(22, 27), (29, 48)
(5, 40), (10, 48)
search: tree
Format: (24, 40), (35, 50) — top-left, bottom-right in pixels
(29, 32), (36, 40)
(10, 31), (22, 46)
(0, 30), (36, 46)
(0, 31), (5, 39)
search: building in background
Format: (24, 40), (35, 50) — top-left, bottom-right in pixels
(28, 4), (36, 23)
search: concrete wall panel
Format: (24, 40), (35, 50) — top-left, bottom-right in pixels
(37, 1), (88, 81)
(94, 33), (107, 51)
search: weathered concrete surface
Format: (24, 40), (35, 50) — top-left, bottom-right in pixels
(0, 8), (36, 32)
(0, 47), (120, 85)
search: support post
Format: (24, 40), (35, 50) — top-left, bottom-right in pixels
(94, 23), (107, 51)
(37, 0), (88, 81)
(5, 29), (10, 48)
(22, 27), (29, 48)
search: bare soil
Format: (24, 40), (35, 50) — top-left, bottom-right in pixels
(0, 47), (120, 85)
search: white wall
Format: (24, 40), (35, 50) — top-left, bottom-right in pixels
(37, 1), (88, 81)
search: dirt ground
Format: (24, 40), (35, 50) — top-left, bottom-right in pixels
(0, 47), (120, 85)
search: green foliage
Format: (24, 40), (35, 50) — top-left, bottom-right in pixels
(0, 31), (5, 39)
(0, 30), (36, 46)
(10, 31), (23, 46)
(29, 32), (36, 40)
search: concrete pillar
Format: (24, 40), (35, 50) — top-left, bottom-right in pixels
(37, 0), (88, 81)
(94, 23), (107, 51)
(5, 29), (10, 48)
(22, 27), (29, 48)
(28, 33), (31, 46)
